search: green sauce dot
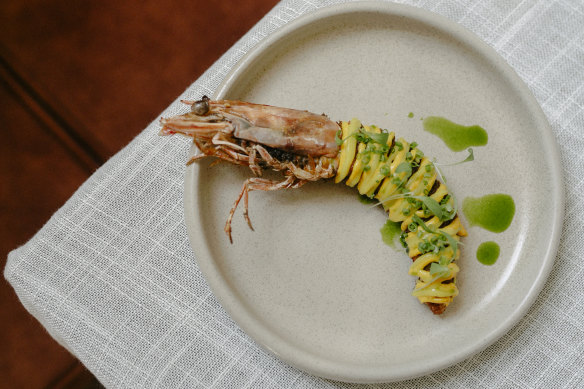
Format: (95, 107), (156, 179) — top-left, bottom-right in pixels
(408, 112), (414, 118)
(477, 241), (500, 265)
(380, 220), (402, 248)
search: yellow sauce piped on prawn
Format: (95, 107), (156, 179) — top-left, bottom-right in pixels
(160, 97), (467, 315)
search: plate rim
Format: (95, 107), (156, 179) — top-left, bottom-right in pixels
(184, 1), (564, 383)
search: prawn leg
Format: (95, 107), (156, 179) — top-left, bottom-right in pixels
(225, 176), (304, 243)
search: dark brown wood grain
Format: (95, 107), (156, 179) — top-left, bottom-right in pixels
(0, 0), (279, 387)
(0, 81), (92, 389)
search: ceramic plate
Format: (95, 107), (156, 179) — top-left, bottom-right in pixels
(183, 2), (563, 383)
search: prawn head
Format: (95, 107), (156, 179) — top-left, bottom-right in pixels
(160, 97), (340, 157)
(160, 97), (340, 242)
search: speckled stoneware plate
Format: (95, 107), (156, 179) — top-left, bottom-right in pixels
(183, 2), (563, 383)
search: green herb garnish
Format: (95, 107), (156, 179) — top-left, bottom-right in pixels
(411, 214), (458, 256)
(412, 215), (434, 234)
(431, 148), (475, 183)
(440, 230), (459, 257)
(434, 148), (474, 167)
(334, 129), (343, 146)
(367, 131), (389, 145)
(380, 165), (391, 176)
(335, 128), (389, 147)
(429, 262), (451, 278)
(415, 196), (443, 220)
(395, 162), (412, 177)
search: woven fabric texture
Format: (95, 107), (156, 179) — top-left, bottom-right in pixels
(5, 0), (584, 387)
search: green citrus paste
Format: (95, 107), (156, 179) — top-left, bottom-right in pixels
(462, 194), (515, 233)
(423, 116), (488, 151)
(476, 241), (500, 265)
(380, 220), (402, 249)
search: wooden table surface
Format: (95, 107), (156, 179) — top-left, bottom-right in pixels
(0, 1), (279, 387)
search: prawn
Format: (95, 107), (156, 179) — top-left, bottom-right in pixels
(160, 96), (467, 315)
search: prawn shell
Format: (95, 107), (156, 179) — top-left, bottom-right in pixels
(213, 101), (341, 157)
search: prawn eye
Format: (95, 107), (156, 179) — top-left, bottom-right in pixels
(192, 96), (210, 115)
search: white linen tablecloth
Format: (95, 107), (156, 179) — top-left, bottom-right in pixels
(6, 0), (584, 387)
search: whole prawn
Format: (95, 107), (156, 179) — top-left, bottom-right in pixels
(160, 96), (466, 315)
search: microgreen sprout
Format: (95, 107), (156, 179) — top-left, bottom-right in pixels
(370, 192), (445, 222)
(433, 148), (474, 167)
(365, 131), (390, 145)
(429, 262), (451, 278)
(336, 127), (390, 146)
(395, 162), (412, 177)
(380, 165), (391, 176)
(430, 148), (475, 183)
(413, 274), (445, 292)
(412, 215), (459, 257)
(334, 130), (343, 146)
